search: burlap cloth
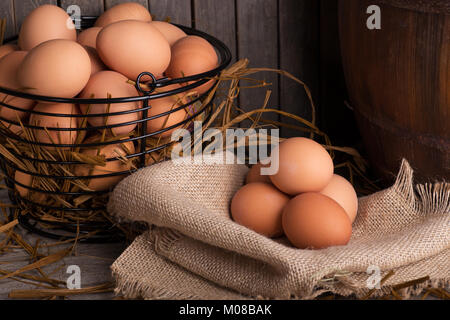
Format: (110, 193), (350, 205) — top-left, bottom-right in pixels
(108, 155), (449, 299)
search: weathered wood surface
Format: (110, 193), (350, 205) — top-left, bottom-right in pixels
(0, 189), (127, 300)
(13, 0), (57, 35)
(279, 0), (320, 137)
(339, 0), (450, 183)
(60, 0), (104, 17)
(237, 0), (279, 125)
(319, 0), (356, 145)
(0, 0), (15, 40)
(105, 0), (149, 10)
(194, 0), (237, 64)
(150, 0), (192, 27)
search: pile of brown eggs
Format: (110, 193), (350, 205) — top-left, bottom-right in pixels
(0, 3), (219, 192)
(231, 137), (358, 250)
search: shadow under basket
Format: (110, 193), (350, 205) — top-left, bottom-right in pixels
(0, 16), (232, 243)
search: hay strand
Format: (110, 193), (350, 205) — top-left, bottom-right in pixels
(362, 270), (396, 300)
(0, 219), (18, 233)
(0, 18), (6, 46)
(8, 282), (114, 299)
(0, 249), (71, 281)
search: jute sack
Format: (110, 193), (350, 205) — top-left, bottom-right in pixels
(108, 155), (449, 299)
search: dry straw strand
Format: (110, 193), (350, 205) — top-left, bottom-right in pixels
(8, 282), (114, 299)
(0, 18), (6, 45)
(0, 219), (18, 233)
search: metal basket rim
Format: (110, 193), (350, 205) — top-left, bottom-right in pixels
(0, 20), (232, 104)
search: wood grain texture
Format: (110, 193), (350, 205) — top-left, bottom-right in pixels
(0, 0), (16, 40)
(236, 0), (279, 123)
(193, 0), (236, 114)
(0, 240), (125, 300)
(319, 0), (357, 145)
(60, 0), (104, 16)
(149, 0), (192, 27)
(13, 0), (57, 33)
(0, 191), (126, 300)
(194, 0), (236, 62)
(339, 0), (450, 182)
(279, 0), (319, 137)
(105, 0), (149, 10)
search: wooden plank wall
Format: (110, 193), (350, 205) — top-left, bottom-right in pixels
(0, 0), (353, 141)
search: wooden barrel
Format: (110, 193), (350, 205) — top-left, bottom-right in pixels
(338, 0), (449, 183)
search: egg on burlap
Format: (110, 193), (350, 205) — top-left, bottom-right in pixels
(231, 182), (290, 238)
(282, 193), (352, 249)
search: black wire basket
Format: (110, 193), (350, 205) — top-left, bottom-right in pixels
(0, 16), (232, 243)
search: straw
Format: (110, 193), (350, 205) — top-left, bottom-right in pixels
(0, 18), (6, 46)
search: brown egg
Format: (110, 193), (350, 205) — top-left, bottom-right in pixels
(1, 122), (24, 135)
(15, 170), (32, 198)
(97, 20), (170, 81)
(151, 21), (187, 46)
(29, 103), (79, 148)
(320, 174), (358, 223)
(0, 51), (35, 128)
(231, 182), (290, 238)
(83, 46), (107, 76)
(75, 137), (135, 191)
(0, 51), (28, 91)
(152, 81), (190, 101)
(166, 36), (219, 95)
(77, 27), (102, 48)
(150, 81), (195, 108)
(143, 81), (191, 139)
(147, 95), (187, 138)
(282, 193), (352, 249)
(94, 2), (152, 27)
(18, 4), (77, 51)
(0, 44), (19, 60)
(79, 71), (140, 136)
(269, 137), (334, 195)
(246, 163), (271, 184)
(18, 39), (91, 98)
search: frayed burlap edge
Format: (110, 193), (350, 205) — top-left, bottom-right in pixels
(112, 239), (449, 300)
(113, 272), (210, 300)
(310, 160), (450, 299)
(315, 272), (449, 300)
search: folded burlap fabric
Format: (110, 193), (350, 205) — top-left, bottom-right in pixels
(108, 155), (449, 299)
